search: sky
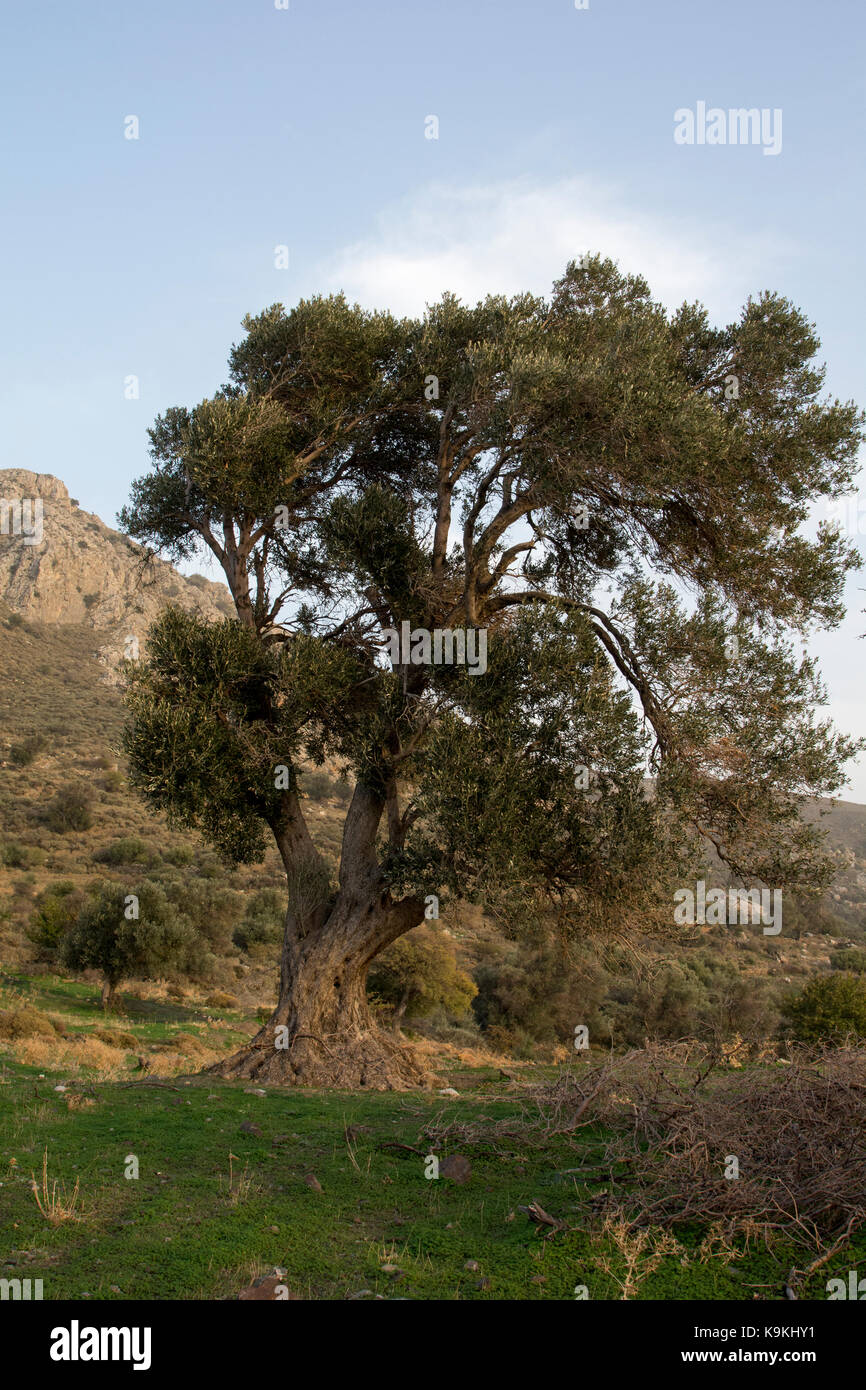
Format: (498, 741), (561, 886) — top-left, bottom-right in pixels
(1, 0), (864, 793)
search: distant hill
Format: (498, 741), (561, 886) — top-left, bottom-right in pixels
(0, 469), (233, 679)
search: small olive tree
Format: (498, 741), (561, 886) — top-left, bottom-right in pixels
(61, 881), (203, 1009)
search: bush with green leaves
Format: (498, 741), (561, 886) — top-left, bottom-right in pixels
(9, 734), (48, 767)
(618, 952), (779, 1046)
(472, 943), (612, 1049)
(162, 844), (194, 867)
(781, 972), (866, 1043)
(43, 783), (93, 833)
(831, 948), (866, 974)
(60, 879), (206, 1009)
(26, 880), (86, 957)
(232, 887), (285, 953)
(1, 841), (33, 868)
(164, 876), (243, 954)
(94, 836), (154, 866)
(367, 926), (477, 1032)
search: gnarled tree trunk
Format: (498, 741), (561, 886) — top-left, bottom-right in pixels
(209, 784), (432, 1090)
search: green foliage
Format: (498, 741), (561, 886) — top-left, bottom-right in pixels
(26, 880), (86, 956)
(782, 972), (866, 1042)
(94, 836), (154, 866)
(232, 888), (285, 952)
(617, 954), (778, 1046)
(43, 783), (93, 833)
(471, 941), (780, 1051)
(472, 944), (612, 1047)
(832, 948), (866, 974)
(60, 880), (206, 996)
(164, 877), (244, 954)
(9, 734), (48, 766)
(299, 769), (353, 805)
(367, 926), (477, 1023)
(1, 840), (33, 868)
(162, 844), (194, 866)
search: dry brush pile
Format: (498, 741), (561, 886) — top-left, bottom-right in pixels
(423, 1043), (866, 1265)
(537, 1043), (866, 1251)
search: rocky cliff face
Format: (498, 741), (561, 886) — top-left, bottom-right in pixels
(0, 469), (234, 677)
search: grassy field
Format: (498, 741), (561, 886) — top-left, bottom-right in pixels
(1, 973), (863, 1302)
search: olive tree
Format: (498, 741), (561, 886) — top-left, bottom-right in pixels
(119, 258), (863, 1087)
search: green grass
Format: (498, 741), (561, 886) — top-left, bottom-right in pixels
(0, 971), (864, 1302)
(1, 983), (863, 1301)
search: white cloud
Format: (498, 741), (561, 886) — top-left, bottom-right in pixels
(321, 176), (789, 321)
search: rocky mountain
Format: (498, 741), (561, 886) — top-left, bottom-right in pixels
(0, 469), (233, 677)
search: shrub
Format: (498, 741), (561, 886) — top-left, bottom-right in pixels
(162, 845), (194, 867)
(618, 954), (778, 1046)
(781, 972), (866, 1043)
(233, 888), (285, 952)
(473, 944), (611, 1046)
(9, 734), (48, 766)
(206, 991), (239, 1008)
(2, 841), (31, 868)
(43, 784), (93, 833)
(165, 878), (242, 953)
(299, 770), (332, 800)
(94, 837), (152, 866)
(368, 927), (477, 1032)
(27, 881), (86, 956)
(0, 1006), (62, 1040)
(831, 948), (866, 975)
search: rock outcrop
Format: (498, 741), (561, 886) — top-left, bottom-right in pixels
(0, 469), (233, 677)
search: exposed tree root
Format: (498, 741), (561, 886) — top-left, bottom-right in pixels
(206, 1020), (434, 1091)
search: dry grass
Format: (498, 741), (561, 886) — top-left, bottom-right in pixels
(420, 1042), (866, 1271)
(29, 1148), (81, 1224)
(0, 1005), (63, 1040)
(592, 1216), (686, 1300)
(411, 1033), (522, 1072)
(220, 1152), (260, 1205)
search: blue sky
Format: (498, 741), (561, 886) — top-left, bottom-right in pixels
(2, 0), (864, 792)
